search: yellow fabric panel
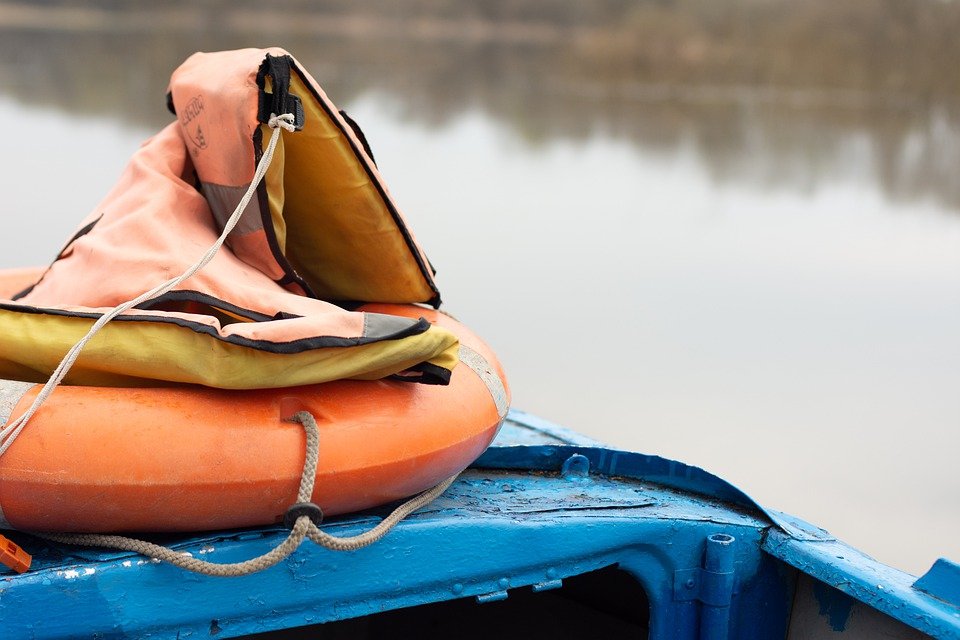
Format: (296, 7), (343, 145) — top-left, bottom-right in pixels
(0, 309), (458, 389)
(263, 76), (289, 254)
(275, 73), (436, 303)
(265, 133), (288, 254)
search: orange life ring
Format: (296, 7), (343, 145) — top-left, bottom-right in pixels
(0, 269), (508, 533)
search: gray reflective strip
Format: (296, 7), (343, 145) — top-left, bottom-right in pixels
(458, 345), (509, 419)
(362, 313), (419, 340)
(201, 182), (265, 236)
(0, 379), (33, 426)
(0, 379), (33, 530)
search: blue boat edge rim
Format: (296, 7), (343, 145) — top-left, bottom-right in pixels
(487, 408), (960, 639)
(488, 408), (833, 542)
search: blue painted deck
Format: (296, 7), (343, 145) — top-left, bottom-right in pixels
(1, 409), (958, 639)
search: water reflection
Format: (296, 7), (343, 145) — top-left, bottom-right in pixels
(1, 29), (959, 211)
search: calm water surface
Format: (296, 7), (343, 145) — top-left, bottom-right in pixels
(1, 27), (958, 575)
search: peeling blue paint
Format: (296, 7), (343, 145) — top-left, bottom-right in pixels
(812, 578), (855, 631)
(764, 529), (960, 639)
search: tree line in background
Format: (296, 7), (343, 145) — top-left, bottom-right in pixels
(7, 0), (960, 99)
(2, 0), (959, 210)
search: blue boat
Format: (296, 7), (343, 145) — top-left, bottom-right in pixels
(1, 408), (957, 639)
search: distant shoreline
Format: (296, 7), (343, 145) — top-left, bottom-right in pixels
(0, 5), (565, 44)
(2, 0), (958, 99)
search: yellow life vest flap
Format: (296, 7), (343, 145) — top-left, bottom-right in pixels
(168, 48), (441, 306)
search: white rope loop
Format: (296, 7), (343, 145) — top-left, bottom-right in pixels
(0, 114), (295, 458)
(268, 112), (297, 133)
(38, 412), (459, 577)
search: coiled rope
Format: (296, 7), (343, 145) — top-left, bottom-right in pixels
(40, 412), (458, 577)
(2, 114), (458, 573)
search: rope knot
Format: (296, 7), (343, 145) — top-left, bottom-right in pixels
(268, 112), (297, 132)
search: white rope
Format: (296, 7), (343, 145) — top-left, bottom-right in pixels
(37, 412), (459, 577)
(0, 114), (296, 458)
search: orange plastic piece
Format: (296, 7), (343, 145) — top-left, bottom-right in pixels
(0, 269), (510, 533)
(0, 535), (31, 573)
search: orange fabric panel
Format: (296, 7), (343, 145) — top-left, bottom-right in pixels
(21, 124), (363, 332)
(169, 48), (275, 185)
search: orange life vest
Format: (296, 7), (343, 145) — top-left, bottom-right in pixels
(0, 48), (458, 388)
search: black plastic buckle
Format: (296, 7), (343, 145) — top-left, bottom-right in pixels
(284, 502), (323, 529)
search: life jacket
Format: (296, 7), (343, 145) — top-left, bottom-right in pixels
(0, 48), (458, 388)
